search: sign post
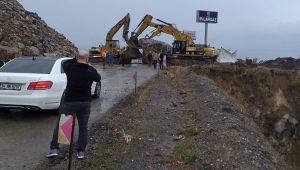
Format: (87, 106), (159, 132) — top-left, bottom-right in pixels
(57, 113), (76, 170)
(204, 23), (208, 46)
(68, 113), (76, 170)
(196, 10), (218, 46)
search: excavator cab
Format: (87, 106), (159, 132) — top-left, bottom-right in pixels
(105, 40), (122, 57)
(172, 40), (187, 54)
(106, 40), (120, 49)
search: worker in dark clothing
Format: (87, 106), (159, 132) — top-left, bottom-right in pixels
(166, 51), (172, 66)
(147, 52), (152, 66)
(159, 51), (165, 70)
(46, 50), (101, 159)
(120, 54), (126, 66)
(152, 51), (158, 69)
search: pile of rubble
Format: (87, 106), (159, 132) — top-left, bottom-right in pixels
(0, 0), (78, 61)
(261, 57), (300, 70)
(139, 38), (172, 55)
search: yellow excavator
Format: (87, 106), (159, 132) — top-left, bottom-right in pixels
(89, 13), (143, 64)
(129, 14), (218, 61)
(89, 13), (130, 58)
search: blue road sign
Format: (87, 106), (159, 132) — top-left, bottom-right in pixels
(196, 10), (218, 23)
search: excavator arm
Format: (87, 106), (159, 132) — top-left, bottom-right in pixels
(131, 14), (153, 40)
(129, 14), (195, 47)
(106, 13), (130, 44)
(147, 24), (195, 46)
(128, 14), (153, 47)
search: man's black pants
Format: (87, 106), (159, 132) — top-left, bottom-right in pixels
(50, 101), (91, 152)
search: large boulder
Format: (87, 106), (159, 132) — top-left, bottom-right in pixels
(0, 45), (22, 61)
(275, 114), (298, 139)
(139, 38), (172, 55)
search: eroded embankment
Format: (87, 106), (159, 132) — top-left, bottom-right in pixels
(191, 64), (300, 169)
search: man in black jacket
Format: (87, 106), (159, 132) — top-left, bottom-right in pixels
(46, 50), (101, 159)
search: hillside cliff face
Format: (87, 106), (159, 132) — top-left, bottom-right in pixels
(0, 0), (78, 61)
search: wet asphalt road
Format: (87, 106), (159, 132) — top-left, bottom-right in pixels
(0, 64), (157, 170)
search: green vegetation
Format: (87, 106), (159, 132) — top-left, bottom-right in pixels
(291, 79), (300, 88)
(184, 127), (198, 137)
(84, 149), (119, 170)
(174, 139), (198, 163)
(258, 83), (273, 97)
(173, 111), (199, 164)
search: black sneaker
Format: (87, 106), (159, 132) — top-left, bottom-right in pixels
(77, 151), (85, 159)
(46, 149), (59, 158)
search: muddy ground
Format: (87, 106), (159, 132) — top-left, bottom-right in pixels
(37, 67), (286, 170)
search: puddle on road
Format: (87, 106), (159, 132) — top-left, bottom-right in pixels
(89, 64), (157, 122)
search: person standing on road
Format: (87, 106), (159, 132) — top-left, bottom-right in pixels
(166, 50), (172, 67)
(107, 51), (113, 66)
(46, 50), (101, 159)
(163, 53), (167, 69)
(147, 52), (152, 67)
(159, 51), (165, 70)
(152, 51), (158, 69)
(120, 54), (126, 66)
(101, 50), (107, 68)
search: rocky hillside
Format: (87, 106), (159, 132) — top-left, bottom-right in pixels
(0, 0), (78, 61)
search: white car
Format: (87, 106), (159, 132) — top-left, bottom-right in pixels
(0, 56), (101, 110)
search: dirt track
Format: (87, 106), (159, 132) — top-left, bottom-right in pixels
(39, 67), (286, 170)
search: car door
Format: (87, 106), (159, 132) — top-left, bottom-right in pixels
(47, 59), (68, 103)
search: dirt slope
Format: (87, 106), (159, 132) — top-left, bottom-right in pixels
(191, 64), (300, 169)
(0, 0), (77, 60)
(37, 67), (286, 169)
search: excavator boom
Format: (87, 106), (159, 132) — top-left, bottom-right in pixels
(106, 13), (130, 43)
(128, 14), (153, 47)
(129, 14), (194, 47)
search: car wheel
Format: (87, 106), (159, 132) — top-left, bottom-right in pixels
(93, 82), (101, 98)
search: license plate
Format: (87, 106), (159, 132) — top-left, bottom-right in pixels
(0, 83), (22, 91)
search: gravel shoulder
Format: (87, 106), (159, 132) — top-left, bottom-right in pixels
(37, 67), (286, 170)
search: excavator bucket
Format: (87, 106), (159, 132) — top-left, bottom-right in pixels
(123, 47), (143, 59)
(127, 36), (141, 48)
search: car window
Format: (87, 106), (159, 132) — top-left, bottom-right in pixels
(0, 58), (56, 74)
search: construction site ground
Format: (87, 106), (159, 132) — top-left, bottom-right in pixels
(37, 66), (288, 170)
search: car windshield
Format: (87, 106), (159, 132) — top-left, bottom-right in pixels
(0, 58), (56, 74)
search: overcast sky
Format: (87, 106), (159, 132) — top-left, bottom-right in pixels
(20, 0), (300, 59)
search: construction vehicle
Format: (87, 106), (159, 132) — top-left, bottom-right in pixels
(129, 14), (219, 61)
(89, 13), (130, 59)
(89, 13), (143, 64)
